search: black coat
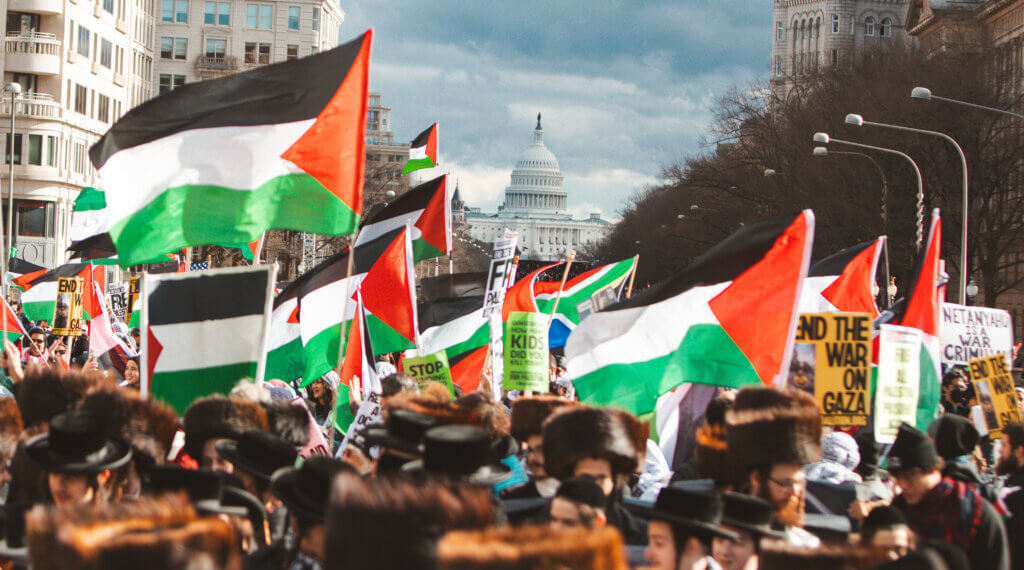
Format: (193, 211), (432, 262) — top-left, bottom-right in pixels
(1003, 469), (1024, 570)
(606, 500), (648, 546)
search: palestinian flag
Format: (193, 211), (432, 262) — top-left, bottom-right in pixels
(88, 282), (130, 358)
(217, 238), (262, 262)
(879, 210), (942, 430)
(143, 266), (274, 414)
(359, 225), (419, 350)
(334, 291), (378, 432)
(19, 263), (100, 323)
(800, 238), (885, 317)
(88, 31), (372, 267)
(264, 286), (303, 383)
(0, 296), (28, 342)
(534, 257), (637, 348)
(401, 123), (438, 175)
(565, 211), (815, 417)
(355, 174), (450, 262)
(6, 257), (46, 292)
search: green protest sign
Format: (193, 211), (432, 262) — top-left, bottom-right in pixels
(503, 311), (549, 392)
(404, 351), (454, 396)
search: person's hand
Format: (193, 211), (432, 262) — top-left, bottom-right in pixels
(478, 364), (493, 398)
(340, 445), (373, 475)
(46, 338), (62, 355)
(83, 354), (99, 372)
(348, 374), (362, 405)
(3, 341), (23, 383)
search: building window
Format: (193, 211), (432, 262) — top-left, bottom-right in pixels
(288, 6), (300, 30)
(103, 0), (114, 14)
(776, 21), (783, 42)
(162, 0), (187, 22)
(287, 44), (298, 60)
(5, 134), (22, 165)
(245, 42), (270, 64)
(46, 136), (56, 167)
(16, 200), (55, 237)
(310, 45), (318, 55)
(100, 38), (112, 67)
(161, 37), (187, 59)
(830, 48), (838, 67)
(97, 94), (110, 123)
(74, 84), (87, 114)
(880, 17), (892, 37)
(312, 7), (320, 31)
(246, 3), (272, 28)
(205, 38), (226, 59)
(865, 16), (875, 36)
(204, 1), (229, 24)
(27, 134), (42, 165)
(77, 26), (90, 57)
(158, 73), (185, 94)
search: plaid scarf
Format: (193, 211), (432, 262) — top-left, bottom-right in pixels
(897, 476), (983, 555)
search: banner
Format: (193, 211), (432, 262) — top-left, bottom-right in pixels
(503, 311), (548, 392)
(788, 313), (872, 427)
(404, 351), (454, 396)
(53, 277), (84, 336)
(940, 303), (1013, 366)
(488, 312), (504, 400)
(874, 324), (923, 444)
(337, 391), (383, 456)
(967, 353), (1023, 438)
(482, 230), (517, 318)
(108, 283), (128, 323)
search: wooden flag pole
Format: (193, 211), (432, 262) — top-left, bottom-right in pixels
(547, 250), (576, 328)
(625, 254), (639, 299)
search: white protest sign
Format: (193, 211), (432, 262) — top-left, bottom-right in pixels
(108, 283), (128, 323)
(482, 230), (518, 318)
(939, 303), (1013, 366)
(874, 324), (922, 444)
(489, 312), (504, 401)
(337, 391), (383, 457)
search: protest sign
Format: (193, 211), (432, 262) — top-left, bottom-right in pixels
(128, 276), (141, 316)
(503, 311), (548, 391)
(967, 353), (1023, 437)
(940, 303), (1013, 366)
(52, 277), (84, 336)
(788, 312), (872, 426)
(404, 351), (454, 396)
(489, 312), (504, 400)
(874, 324), (923, 444)
(482, 230), (517, 317)
(108, 283), (128, 323)
(337, 391), (383, 457)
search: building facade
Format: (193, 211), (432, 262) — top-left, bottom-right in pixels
(364, 91), (409, 200)
(1, 0), (153, 267)
(466, 115), (611, 262)
(771, 0), (912, 86)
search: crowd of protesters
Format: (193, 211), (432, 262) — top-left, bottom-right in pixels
(0, 314), (1023, 570)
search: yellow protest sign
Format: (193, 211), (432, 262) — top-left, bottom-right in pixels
(788, 312), (872, 427)
(52, 277), (84, 336)
(968, 353), (1023, 438)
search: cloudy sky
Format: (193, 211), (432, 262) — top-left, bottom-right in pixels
(342, 1), (768, 220)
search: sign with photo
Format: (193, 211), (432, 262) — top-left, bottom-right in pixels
(52, 277), (85, 336)
(967, 353), (1023, 438)
(789, 312), (872, 426)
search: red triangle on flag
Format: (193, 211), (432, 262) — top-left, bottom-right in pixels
(0, 297), (27, 339)
(502, 262), (561, 321)
(415, 174), (449, 255)
(424, 123), (438, 164)
(449, 345), (487, 393)
(281, 30), (372, 212)
(12, 268), (46, 291)
(338, 295), (366, 390)
(821, 237), (883, 317)
(146, 327), (164, 382)
(899, 211), (941, 336)
(360, 226), (418, 344)
(287, 305), (300, 324)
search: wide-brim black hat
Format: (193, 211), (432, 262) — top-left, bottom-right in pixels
(361, 409), (438, 455)
(401, 457), (512, 487)
(271, 456), (351, 522)
(720, 492), (785, 540)
(626, 487), (738, 542)
(147, 465), (248, 518)
(214, 429), (298, 483)
(24, 411), (133, 474)
(400, 425), (512, 486)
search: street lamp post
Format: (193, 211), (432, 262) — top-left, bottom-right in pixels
(2, 83), (21, 302)
(911, 87), (1024, 121)
(845, 113), (969, 305)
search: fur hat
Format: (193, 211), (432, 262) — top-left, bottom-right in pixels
(510, 396), (574, 443)
(437, 525), (628, 570)
(25, 493), (241, 570)
(695, 423), (740, 485)
(77, 388), (179, 472)
(0, 397), (23, 459)
(262, 402), (311, 448)
(542, 406), (644, 480)
(15, 369), (113, 429)
(758, 539), (871, 570)
(384, 392), (483, 429)
(726, 388), (822, 472)
(182, 396), (268, 461)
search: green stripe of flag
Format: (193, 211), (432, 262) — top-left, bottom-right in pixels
(401, 157), (435, 175)
(412, 239), (445, 264)
(266, 336), (304, 382)
(151, 361), (257, 415)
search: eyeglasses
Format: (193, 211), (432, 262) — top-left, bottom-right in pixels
(768, 476), (806, 490)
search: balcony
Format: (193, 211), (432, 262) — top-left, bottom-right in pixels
(5, 32), (61, 76)
(8, 0), (61, 14)
(195, 55), (238, 79)
(0, 93), (62, 120)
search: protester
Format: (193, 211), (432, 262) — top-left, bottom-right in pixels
(996, 422), (1024, 570)
(928, 413), (996, 501)
(548, 476), (608, 531)
(20, 328), (49, 368)
(379, 371), (418, 398)
(859, 506), (916, 564)
(888, 422), (1010, 570)
(503, 395), (575, 500)
(0, 342), (23, 393)
(712, 493), (784, 570)
(121, 356), (140, 390)
(216, 429), (298, 540)
(941, 368), (972, 417)
(804, 431), (862, 485)
(628, 486), (737, 570)
(182, 395), (269, 472)
(305, 372), (338, 427)
(0, 397), (23, 491)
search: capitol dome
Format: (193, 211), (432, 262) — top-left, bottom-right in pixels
(502, 113), (567, 215)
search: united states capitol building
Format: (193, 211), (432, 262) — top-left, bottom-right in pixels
(464, 115), (611, 261)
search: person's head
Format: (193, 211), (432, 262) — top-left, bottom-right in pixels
(861, 506), (915, 563)
(712, 528), (758, 570)
(942, 368), (969, 394)
(380, 372), (418, 398)
(927, 414), (979, 461)
(455, 391), (510, 439)
(510, 396), (574, 479)
(130, 327), (140, 346)
(634, 488), (736, 570)
(28, 327), (46, 356)
(0, 397), (23, 487)
(310, 378), (325, 399)
(549, 477), (607, 531)
(997, 421), (1024, 476)
(712, 493), (780, 570)
(542, 406), (645, 495)
(572, 456), (616, 496)
(124, 357), (140, 386)
(47, 470), (108, 505)
(182, 396), (269, 470)
(748, 462), (806, 527)
(888, 423), (944, 504)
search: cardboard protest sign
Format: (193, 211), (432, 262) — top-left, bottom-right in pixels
(108, 283), (128, 323)
(52, 277), (84, 336)
(483, 230), (517, 317)
(337, 391), (383, 456)
(488, 312), (504, 400)
(874, 324), (923, 444)
(503, 311), (548, 391)
(404, 351), (454, 396)
(967, 353), (1023, 437)
(788, 313), (872, 426)
(940, 303), (1013, 366)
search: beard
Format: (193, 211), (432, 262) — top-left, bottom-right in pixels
(996, 454), (1021, 476)
(757, 482), (805, 528)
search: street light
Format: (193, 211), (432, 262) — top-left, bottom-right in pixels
(911, 87), (1024, 121)
(813, 133), (925, 249)
(845, 113), (969, 304)
(2, 82), (21, 301)
(966, 279), (979, 298)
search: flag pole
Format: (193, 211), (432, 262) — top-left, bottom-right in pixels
(334, 240), (357, 380)
(625, 254), (639, 299)
(253, 233), (266, 266)
(547, 250), (576, 328)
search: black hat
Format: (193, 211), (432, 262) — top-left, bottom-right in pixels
(362, 409), (437, 455)
(555, 477), (607, 510)
(147, 465), (248, 517)
(24, 410), (132, 474)
(271, 456), (352, 522)
(720, 492), (785, 540)
(888, 423), (941, 472)
(0, 502), (30, 564)
(626, 487), (738, 542)
(402, 425), (512, 486)
(215, 429), (298, 482)
(927, 414), (979, 460)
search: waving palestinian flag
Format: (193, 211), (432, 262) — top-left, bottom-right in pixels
(87, 31), (372, 267)
(534, 257), (637, 348)
(264, 282), (304, 383)
(566, 211), (815, 417)
(800, 237), (885, 317)
(0, 297), (28, 342)
(401, 123), (438, 175)
(19, 263), (103, 323)
(356, 174), (450, 261)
